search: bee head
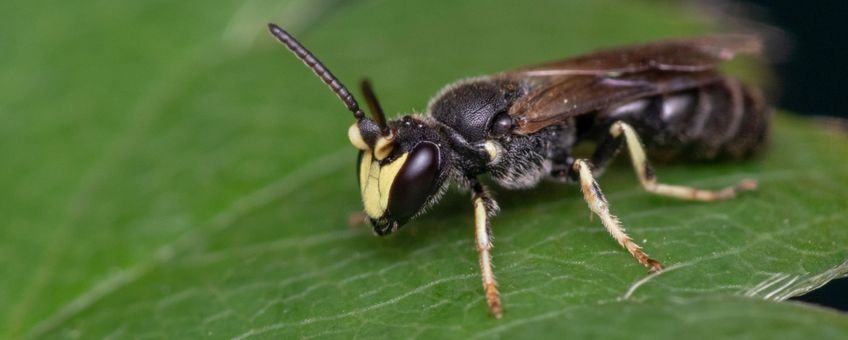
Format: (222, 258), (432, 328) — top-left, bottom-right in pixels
(267, 24), (451, 235)
(350, 116), (452, 235)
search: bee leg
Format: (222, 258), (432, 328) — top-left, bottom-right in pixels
(599, 121), (757, 201)
(470, 179), (503, 318)
(572, 160), (663, 272)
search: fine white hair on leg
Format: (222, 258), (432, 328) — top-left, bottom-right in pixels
(472, 182), (503, 318)
(573, 159), (663, 272)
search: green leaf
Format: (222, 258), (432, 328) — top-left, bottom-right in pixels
(3, 0), (847, 338)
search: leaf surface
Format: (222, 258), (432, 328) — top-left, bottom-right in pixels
(2, 0), (847, 339)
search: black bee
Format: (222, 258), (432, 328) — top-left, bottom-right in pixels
(267, 23), (769, 318)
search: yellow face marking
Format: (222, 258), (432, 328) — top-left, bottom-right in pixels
(359, 152), (409, 219)
(359, 152), (372, 194)
(374, 132), (395, 161)
(378, 153), (408, 213)
(348, 124), (369, 150)
(360, 152), (381, 218)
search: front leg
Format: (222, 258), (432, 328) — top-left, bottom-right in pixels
(572, 159), (663, 272)
(470, 179), (503, 318)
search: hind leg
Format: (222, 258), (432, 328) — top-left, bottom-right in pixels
(592, 121), (757, 201)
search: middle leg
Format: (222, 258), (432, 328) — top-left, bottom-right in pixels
(572, 159), (663, 272)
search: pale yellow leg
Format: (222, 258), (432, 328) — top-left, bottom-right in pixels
(611, 121), (757, 201)
(574, 159), (663, 272)
(472, 188), (503, 318)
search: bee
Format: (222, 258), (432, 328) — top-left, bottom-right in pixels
(267, 23), (769, 318)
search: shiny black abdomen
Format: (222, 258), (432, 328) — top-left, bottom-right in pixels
(583, 77), (770, 160)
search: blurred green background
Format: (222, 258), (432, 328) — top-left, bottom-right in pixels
(1, 0), (847, 338)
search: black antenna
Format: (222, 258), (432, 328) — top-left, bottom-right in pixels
(359, 79), (389, 135)
(267, 23), (365, 120)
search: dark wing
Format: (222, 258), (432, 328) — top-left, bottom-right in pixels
(513, 34), (761, 76)
(508, 70), (724, 133)
(504, 35), (762, 134)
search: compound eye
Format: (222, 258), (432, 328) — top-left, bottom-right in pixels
(490, 112), (513, 136)
(388, 142), (441, 221)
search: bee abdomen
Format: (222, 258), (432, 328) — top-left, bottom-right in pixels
(677, 79), (770, 159)
(597, 77), (770, 160)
